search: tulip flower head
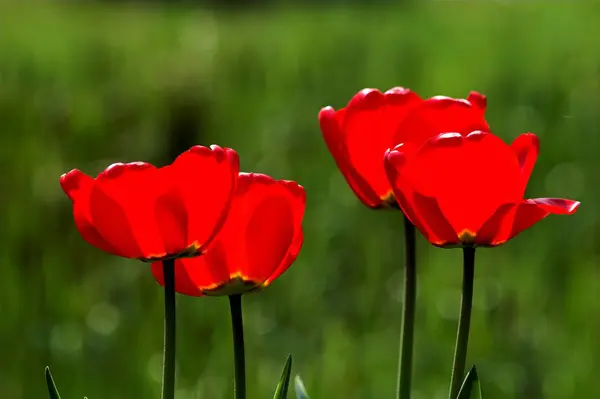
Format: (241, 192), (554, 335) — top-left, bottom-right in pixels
(60, 145), (240, 261)
(384, 131), (580, 247)
(319, 88), (489, 208)
(152, 172), (306, 296)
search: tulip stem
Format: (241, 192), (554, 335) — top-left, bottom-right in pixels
(161, 258), (176, 399)
(396, 215), (417, 399)
(448, 246), (476, 399)
(229, 294), (246, 399)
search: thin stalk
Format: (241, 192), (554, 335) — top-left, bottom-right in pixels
(396, 215), (417, 399)
(229, 294), (246, 399)
(161, 258), (176, 399)
(448, 247), (476, 399)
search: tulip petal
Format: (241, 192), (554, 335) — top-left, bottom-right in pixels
(90, 163), (165, 259)
(151, 173), (306, 295)
(320, 89), (490, 209)
(510, 133), (540, 196)
(154, 189), (190, 257)
(151, 258), (206, 297)
(265, 229), (304, 286)
(62, 146), (238, 261)
(388, 131), (522, 235)
(60, 169), (121, 255)
(467, 91), (487, 110)
(167, 145), (239, 253)
(476, 198), (580, 246)
(392, 94), (489, 149)
(525, 198), (580, 214)
(341, 88), (422, 202)
(384, 145), (460, 246)
(152, 240), (238, 295)
(411, 191), (462, 247)
(228, 174), (305, 283)
(319, 106), (382, 207)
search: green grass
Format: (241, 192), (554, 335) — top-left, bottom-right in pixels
(1, 2), (599, 398)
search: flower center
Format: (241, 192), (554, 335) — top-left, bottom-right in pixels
(458, 230), (476, 245)
(140, 242), (203, 263)
(202, 277), (261, 297)
(381, 191), (400, 209)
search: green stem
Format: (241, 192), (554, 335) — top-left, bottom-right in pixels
(448, 247), (476, 399)
(396, 215), (417, 399)
(161, 258), (176, 399)
(229, 294), (246, 399)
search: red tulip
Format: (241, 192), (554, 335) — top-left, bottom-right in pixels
(60, 145), (239, 261)
(384, 131), (580, 247)
(151, 173), (306, 296)
(319, 87), (489, 208)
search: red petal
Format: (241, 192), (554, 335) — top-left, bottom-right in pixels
(476, 198), (580, 246)
(384, 145), (459, 246)
(265, 229), (304, 285)
(153, 174), (306, 295)
(152, 241), (236, 295)
(392, 95), (489, 149)
(319, 105), (382, 207)
(341, 88), (422, 201)
(467, 91), (487, 110)
(89, 162), (164, 259)
(510, 133), (540, 196)
(390, 131), (522, 235)
(212, 173), (305, 284)
(151, 259), (206, 297)
(64, 145), (238, 261)
(166, 145), (239, 253)
(524, 198), (580, 214)
(60, 169), (121, 256)
(60, 169), (88, 202)
(155, 190), (189, 256)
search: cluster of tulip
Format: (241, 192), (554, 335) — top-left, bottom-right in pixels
(51, 87), (578, 399)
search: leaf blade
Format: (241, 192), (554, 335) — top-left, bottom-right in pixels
(456, 365), (482, 399)
(272, 355), (293, 399)
(45, 367), (62, 399)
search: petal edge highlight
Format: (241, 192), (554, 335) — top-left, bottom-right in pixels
(319, 105), (382, 207)
(476, 198), (580, 246)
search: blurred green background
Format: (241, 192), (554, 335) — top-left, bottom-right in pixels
(1, 1), (599, 398)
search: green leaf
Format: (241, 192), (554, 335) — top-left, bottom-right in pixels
(456, 365), (483, 399)
(272, 355), (293, 399)
(45, 367), (62, 399)
(294, 375), (311, 399)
